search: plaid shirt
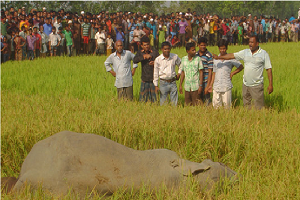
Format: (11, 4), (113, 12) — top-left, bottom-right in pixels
(180, 56), (203, 92)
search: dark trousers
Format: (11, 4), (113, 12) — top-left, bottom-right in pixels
(117, 86), (133, 101)
(185, 90), (200, 106)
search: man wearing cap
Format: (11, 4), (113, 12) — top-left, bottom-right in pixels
(213, 35), (273, 109)
(104, 40), (138, 101)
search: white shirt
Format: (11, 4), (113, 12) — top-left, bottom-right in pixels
(234, 47), (272, 87)
(133, 29), (145, 42)
(104, 50), (138, 88)
(213, 57), (242, 92)
(153, 53), (182, 86)
(49, 32), (61, 46)
(95, 32), (106, 44)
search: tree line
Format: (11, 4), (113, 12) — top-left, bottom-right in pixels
(1, 1), (300, 19)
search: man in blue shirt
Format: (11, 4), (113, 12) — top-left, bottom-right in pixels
(43, 18), (52, 36)
(104, 40), (138, 100)
(115, 26), (124, 42)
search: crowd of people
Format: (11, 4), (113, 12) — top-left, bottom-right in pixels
(1, 6), (300, 63)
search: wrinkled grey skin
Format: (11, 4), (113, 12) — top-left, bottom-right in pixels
(13, 131), (237, 197)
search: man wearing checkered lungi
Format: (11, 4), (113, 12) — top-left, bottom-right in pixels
(133, 36), (160, 102)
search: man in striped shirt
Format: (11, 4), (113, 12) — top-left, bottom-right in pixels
(81, 17), (91, 54)
(196, 37), (213, 105)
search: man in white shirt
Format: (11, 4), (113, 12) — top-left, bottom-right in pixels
(104, 40), (138, 100)
(95, 27), (106, 55)
(153, 42), (182, 106)
(48, 27), (61, 57)
(208, 39), (243, 109)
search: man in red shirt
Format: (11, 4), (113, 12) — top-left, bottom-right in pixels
(33, 26), (41, 58)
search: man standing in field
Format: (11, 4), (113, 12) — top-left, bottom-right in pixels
(179, 42), (204, 106)
(104, 40), (138, 101)
(153, 41), (181, 106)
(213, 35), (273, 109)
(48, 27), (61, 57)
(208, 39), (243, 109)
(133, 36), (160, 102)
(196, 37), (213, 105)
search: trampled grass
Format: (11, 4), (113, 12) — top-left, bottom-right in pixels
(1, 42), (300, 199)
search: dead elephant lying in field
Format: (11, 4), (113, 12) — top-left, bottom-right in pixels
(9, 131), (237, 197)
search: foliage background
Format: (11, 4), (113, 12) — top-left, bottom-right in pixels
(1, 1), (300, 20)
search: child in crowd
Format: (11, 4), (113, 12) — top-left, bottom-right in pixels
(171, 35), (180, 47)
(275, 23), (280, 42)
(166, 34), (172, 46)
(106, 33), (114, 56)
(149, 29), (154, 48)
(237, 22), (243, 45)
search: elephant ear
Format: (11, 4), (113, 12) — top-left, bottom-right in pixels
(170, 159), (211, 176)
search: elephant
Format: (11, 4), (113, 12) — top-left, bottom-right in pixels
(10, 131), (238, 197)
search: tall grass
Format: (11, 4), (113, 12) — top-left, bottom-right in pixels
(1, 42), (300, 199)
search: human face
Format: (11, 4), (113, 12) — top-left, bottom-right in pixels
(141, 42), (150, 52)
(198, 42), (207, 53)
(218, 45), (227, 56)
(162, 45), (171, 58)
(249, 37), (259, 53)
(187, 46), (196, 57)
(115, 41), (123, 54)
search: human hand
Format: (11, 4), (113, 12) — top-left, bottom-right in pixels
(230, 72), (234, 80)
(268, 85), (273, 94)
(212, 53), (219, 59)
(110, 71), (116, 77)
(204, 86), (209, 94)
(207, 85), (212, 93)
(198, 86), (203, 94)
(143, 54), (152, 60)
(179, 86), (183, 94)
(155, 86), (160, 94)
(149, 61), (154, 66)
